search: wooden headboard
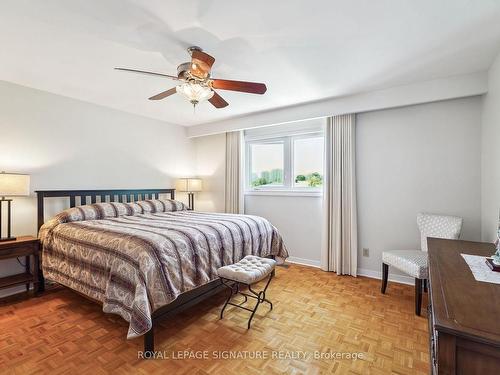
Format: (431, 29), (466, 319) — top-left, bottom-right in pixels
(36, 188), (175, 231)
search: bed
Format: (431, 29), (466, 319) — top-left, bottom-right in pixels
(36, 189), (288, 353)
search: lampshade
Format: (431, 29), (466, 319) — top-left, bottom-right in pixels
(176, 83), (214, 105)
(0, 172), (30, 196)
(176, 178), (203, 192)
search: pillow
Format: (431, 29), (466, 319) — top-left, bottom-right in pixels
(39, 199), (187, 243)
(47, 199), (186, 225)
(132, 199), (187, 214)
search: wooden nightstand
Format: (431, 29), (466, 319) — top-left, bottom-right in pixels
(0, 236), (40, 295)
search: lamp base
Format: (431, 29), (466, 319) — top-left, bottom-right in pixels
(0, 198), (15, 241)
(0, 236), (17, 242)
(187, 192), (195, 211)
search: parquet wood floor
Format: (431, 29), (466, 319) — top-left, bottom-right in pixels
(0, 264), (429, 374)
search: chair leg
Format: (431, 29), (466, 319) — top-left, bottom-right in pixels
(423, 279), (428, 293)
(415, 278), (422, 316)
(381, 263), (389, 294)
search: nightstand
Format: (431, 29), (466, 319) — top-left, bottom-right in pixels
(0, 236), (40, 295)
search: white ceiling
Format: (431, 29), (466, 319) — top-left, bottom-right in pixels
(1, 0), (500, 127)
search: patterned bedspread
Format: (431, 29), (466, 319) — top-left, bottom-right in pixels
(38, 200), (288, 339)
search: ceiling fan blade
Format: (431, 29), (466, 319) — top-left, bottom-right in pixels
(148, 87), (177, 100)
(114, 67), (180, 81)
(191, 50), (215, 68)
(190, 50), (215, 79)
(211, 79), (267, 94)
(209, 91), (229, 108)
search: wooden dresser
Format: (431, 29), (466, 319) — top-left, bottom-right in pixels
(428, 238), (500, 374)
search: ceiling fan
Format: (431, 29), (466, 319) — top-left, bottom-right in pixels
(115, 46), (267, 109)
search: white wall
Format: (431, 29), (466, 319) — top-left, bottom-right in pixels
(244, 194), (323, 267)
(481, 52), (500, 241)
(0, 80), (195, 296)
(194, 133), (226, 213)
(357, 97), (482, 280)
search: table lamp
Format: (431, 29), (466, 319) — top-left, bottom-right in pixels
(0, 172), (30, 241)
(176, 178), (202, 210)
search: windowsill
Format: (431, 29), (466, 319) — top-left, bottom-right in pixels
(244, 190), (323, 197)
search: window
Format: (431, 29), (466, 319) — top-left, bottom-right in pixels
(246, 132), (324, 192)
(293, 135), (324, 188)
(249, 140), (285, 188)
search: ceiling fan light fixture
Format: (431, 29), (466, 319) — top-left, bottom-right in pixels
(176, 82), (214, 106)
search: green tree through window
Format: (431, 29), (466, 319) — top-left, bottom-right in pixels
(295, 175), (306, 183)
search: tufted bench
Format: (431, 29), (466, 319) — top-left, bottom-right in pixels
(217, 255), (276, 329)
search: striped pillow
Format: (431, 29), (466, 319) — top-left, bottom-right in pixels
(53, 199), (187, 224)
(38, 199), (187, 248)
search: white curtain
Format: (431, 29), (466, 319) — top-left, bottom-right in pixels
(225, 131), (244, 214)
(321, 114), (358, 276)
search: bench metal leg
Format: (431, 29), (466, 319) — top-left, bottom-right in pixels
(247, 273), (273, 329)
(220, 282), (238, 319)
(219, 272), (274, 329)
(237, 283), (248, 305)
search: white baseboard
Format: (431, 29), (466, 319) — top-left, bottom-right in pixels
(357, 267), (414, 286)
(286, 256), (321, 268)
(285, 259), (414, 286)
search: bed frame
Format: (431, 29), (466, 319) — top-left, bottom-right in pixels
(36, 188), (227, 353)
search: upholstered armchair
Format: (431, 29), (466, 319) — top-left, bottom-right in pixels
(381, 213), (463, 315)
